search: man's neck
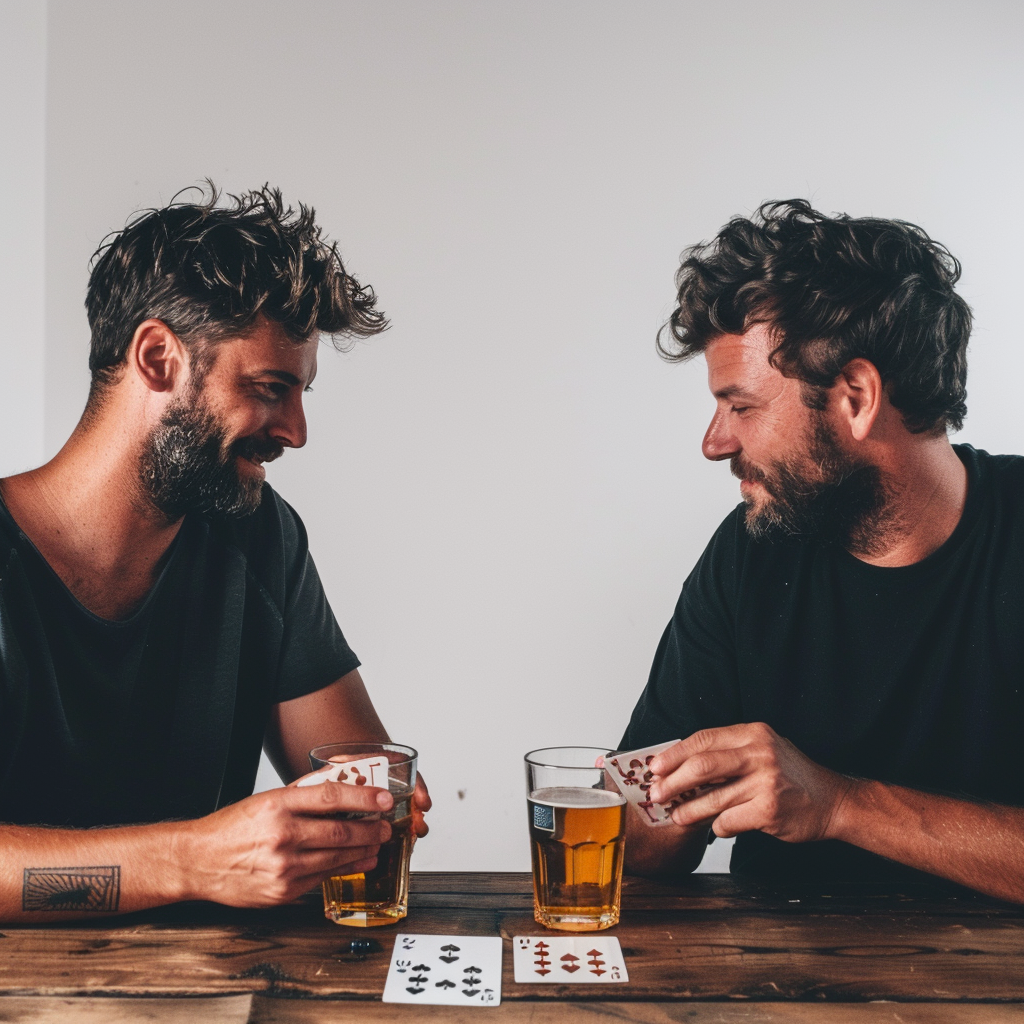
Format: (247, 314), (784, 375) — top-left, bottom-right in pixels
(0, 413), (182, 620)
(849, 436), (968, 568)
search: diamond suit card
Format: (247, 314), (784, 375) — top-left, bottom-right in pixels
(513, 935), (628, 984)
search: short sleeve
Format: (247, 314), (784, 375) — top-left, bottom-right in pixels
(247, 489), (360, 704)
(620, 509), (744, 750)
(275, 548), (360, 703)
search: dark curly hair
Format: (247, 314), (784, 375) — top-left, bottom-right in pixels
(659, 199), (972, 434)
(85, 182), (387, 404)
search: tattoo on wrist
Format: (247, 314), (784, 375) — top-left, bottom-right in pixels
(22, 866), (121, 912)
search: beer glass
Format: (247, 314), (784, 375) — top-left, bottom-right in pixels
(309, 742), (417, 927)
(524, 746), (626, 931)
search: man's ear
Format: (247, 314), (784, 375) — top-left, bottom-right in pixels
(130, 319), (188, 393)
(833, 358), (882, 442)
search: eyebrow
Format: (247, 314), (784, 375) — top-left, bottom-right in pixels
(252, 369), (308, 387)
(713, 385), (759, 402)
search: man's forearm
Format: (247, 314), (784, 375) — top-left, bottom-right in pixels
(0, 822), (194, 923)
(831, 780), (1024, 903)
(623, 812), (710, 878)
(266, 670), (392, 783)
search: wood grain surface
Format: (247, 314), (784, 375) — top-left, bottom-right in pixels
(2, 998), (1024, 1024)
(0, 873), (1020, 1009)
(0, 995), (253, 1023)
(246, 1001), (1024, 1024)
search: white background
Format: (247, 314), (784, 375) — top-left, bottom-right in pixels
(3, 0), (1022, 872)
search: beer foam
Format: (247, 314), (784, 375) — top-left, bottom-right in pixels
(530, 786), (625, 808)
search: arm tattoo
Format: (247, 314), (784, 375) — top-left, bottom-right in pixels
(22, 866), (121, 912)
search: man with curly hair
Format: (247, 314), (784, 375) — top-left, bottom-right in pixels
(0, 185), (430, 921)
(621, 200), (1024, 902)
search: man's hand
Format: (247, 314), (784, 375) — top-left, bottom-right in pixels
(290, 766), (432, 839)
(412, 774), (432, 838)
(181, 782), (393, 907)
(648, 722), (855, 844)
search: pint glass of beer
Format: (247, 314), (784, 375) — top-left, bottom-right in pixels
(308, 742), (417, 927)
(524, 746), (626, 931)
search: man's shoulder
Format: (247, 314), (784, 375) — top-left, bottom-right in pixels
(956, 444), (1024, 512)
(960, 444), (1024, 483)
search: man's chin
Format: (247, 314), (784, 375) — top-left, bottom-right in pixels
(177, 463), (266, 521)
(221, 475), (266, 519)
(742, 496), (790, 541)
(740, 486), (770, 519)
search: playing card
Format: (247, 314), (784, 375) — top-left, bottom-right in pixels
(513, 935), (628, 984)
(383, 934), (502, 1006)
(295, 754), (389, 789)
(606, 740), (683, 827)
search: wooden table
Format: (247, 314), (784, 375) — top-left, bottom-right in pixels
(1, 872), (1022, 1022)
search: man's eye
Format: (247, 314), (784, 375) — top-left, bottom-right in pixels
(257, 382), (288, 399)
(303, 385), (314, 394)
(731, 405), (750, 415)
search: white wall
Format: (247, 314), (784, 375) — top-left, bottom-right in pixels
(0, 0), (46, 475)
(30, 0), (1024, 872)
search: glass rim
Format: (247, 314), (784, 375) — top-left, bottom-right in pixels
(309, 741), (418, 765)
(524, 745), (611, 770)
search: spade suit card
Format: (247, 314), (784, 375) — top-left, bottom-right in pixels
(383, 934), (502, 1006)
(295, 754), (389, 789)
(606, 739), (683, 827)
(513, 935), (628, 984)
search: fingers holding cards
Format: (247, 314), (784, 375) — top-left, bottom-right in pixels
(513, 935), (629, 984)
(296, 754), (390, 789)
(606, 740), (685, 827)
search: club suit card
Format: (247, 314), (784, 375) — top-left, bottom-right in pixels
(383, 934), (502, 1006)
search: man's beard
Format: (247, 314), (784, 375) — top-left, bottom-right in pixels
(138, 390), (284, 521)
(734, 418), (889, 552)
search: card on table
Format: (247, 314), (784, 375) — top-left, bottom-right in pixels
(513, 935), (628, 984)
(295, 754), (389, 789)
(606, 739), (683, 827)
(383, 934), (502, 1006)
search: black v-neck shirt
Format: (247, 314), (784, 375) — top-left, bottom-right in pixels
(622, 445), (1024, 884)
(0, 485), (359, 827)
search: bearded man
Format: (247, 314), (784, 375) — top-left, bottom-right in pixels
(0, 186), (430, 921)
(621, 200), (1024, 903)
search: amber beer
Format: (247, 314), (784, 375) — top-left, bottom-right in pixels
(525, 747), (626, 931)
(528, 787), (626, 930)
(322, 792), (415, 927)
(308, 743), (418, 928)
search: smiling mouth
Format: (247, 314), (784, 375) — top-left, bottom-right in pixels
(233, 440), (285, 467)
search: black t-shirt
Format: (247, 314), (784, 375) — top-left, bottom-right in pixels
(621, 445), (1024, 884)
(0, 484), (359, 828)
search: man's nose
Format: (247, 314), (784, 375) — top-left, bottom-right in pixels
(270, 394), (307, 449)
(702, 409), (739, 462)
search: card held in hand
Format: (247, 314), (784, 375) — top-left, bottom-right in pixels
(383, 934), (502, 1006)
(606, 739), (683, 827)
(295, 754), (389, 789)
(513, 935), (629, 984)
